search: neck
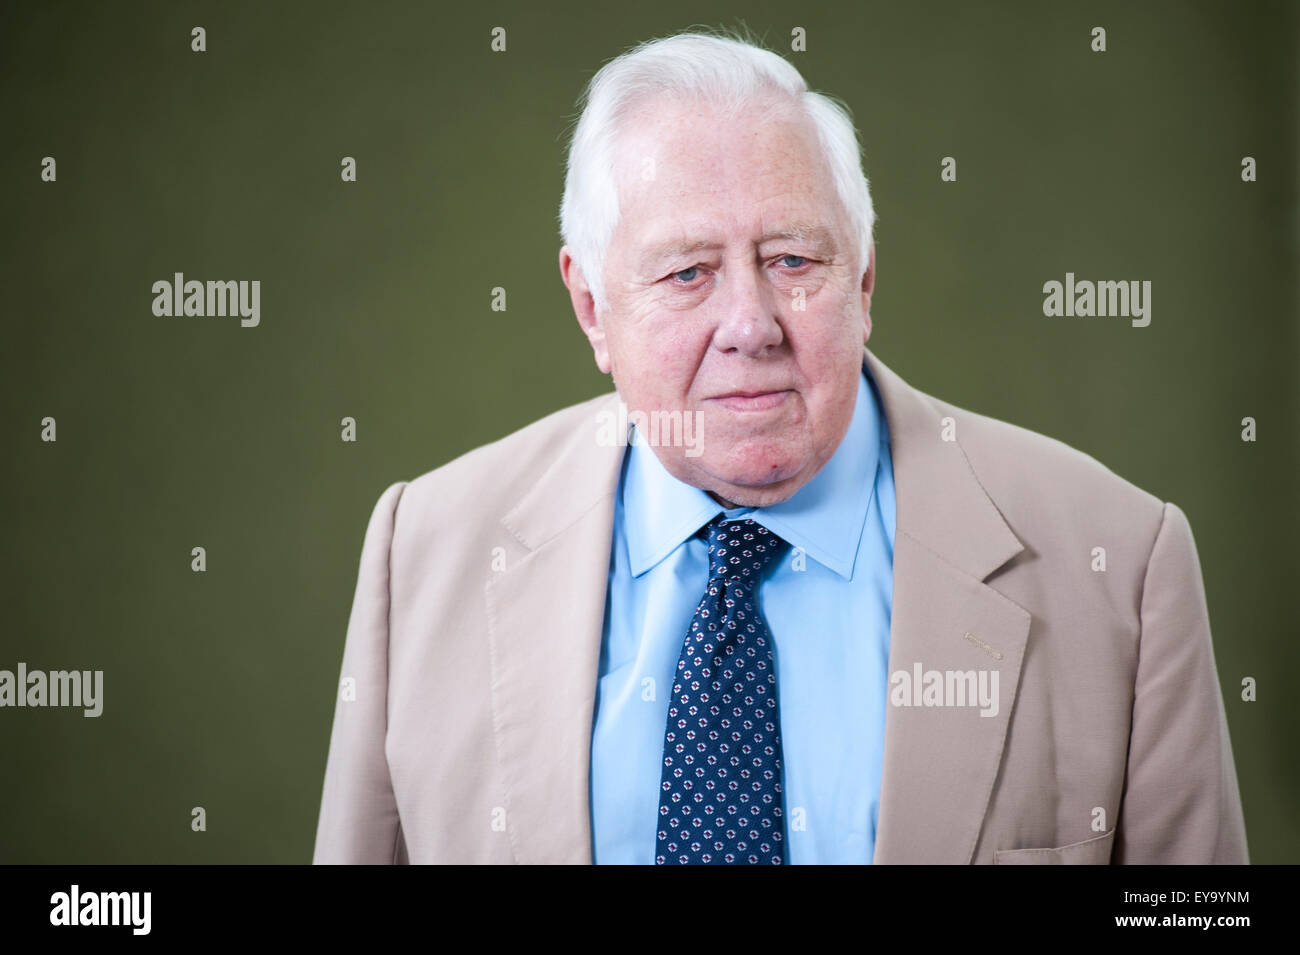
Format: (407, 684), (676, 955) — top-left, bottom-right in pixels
(708, 491), (743, 510)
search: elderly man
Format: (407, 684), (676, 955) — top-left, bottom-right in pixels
(312, 31), (1247, 865)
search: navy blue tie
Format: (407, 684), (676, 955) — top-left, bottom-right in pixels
(656, 516), (791, 865)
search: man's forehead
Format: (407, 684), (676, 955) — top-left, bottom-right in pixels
(613, 92), (819, 188)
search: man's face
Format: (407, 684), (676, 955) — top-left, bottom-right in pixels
(562, 95), (875, 507)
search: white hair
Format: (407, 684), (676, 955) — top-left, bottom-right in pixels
(558, 28), (876, 312)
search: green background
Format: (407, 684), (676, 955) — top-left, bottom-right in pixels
(0, 0), (1295, 863)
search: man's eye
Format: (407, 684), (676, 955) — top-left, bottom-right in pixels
(670, 266), (701, 283)
(778, 254), (807, 268)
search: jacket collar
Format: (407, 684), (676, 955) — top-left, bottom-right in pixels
(863, 348), (1023, 579)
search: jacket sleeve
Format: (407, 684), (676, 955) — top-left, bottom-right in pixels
(312, 481), (410, 864)
(1112, 501), (1249, 863)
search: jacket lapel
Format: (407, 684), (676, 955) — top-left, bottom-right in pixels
(483, 394), (624, 863)
(865, 348), (1031, 863)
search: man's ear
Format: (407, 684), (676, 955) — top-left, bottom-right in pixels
(860, 240), (876, 343)
(559, 245), (611, 374)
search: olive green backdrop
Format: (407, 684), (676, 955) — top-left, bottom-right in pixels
(1, 0), (1295, 863)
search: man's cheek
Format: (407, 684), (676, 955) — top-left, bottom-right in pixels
(777, 275), (830, 307)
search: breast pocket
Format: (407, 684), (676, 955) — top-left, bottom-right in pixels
(993, 827), (1116, 865)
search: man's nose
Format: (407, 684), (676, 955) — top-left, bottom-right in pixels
(710, 260), (784, 356)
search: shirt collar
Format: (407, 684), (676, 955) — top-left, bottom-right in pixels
(621, 366), (886, 580)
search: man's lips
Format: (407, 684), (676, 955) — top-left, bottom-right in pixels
(706, 389), (792, 412)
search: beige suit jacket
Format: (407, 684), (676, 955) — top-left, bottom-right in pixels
(312, 347), (1248, 864)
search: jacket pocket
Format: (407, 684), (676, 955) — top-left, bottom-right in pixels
(993, 827), (1116, 865)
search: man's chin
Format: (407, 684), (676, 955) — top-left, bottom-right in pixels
(650, 443), (816, 507)
(696, 463), (809, 509)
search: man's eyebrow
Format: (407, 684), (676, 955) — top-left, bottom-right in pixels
(757, 224), (838, 249)
(637, 224), (839, 272)
(638, 238), (718, 272)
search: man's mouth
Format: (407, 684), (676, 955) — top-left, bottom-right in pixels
(707, 390), (792, 412)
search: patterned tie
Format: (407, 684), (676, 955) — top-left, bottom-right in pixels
(656, 516), (792, 865)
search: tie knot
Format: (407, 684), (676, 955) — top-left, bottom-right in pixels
(702, 517), (789, 585)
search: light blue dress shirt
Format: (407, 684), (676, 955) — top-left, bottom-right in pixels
(590, 365), (897, 864)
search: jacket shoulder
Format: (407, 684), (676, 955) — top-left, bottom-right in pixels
(929, 391), (1168, 546)
(388, 389), (618, 530)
